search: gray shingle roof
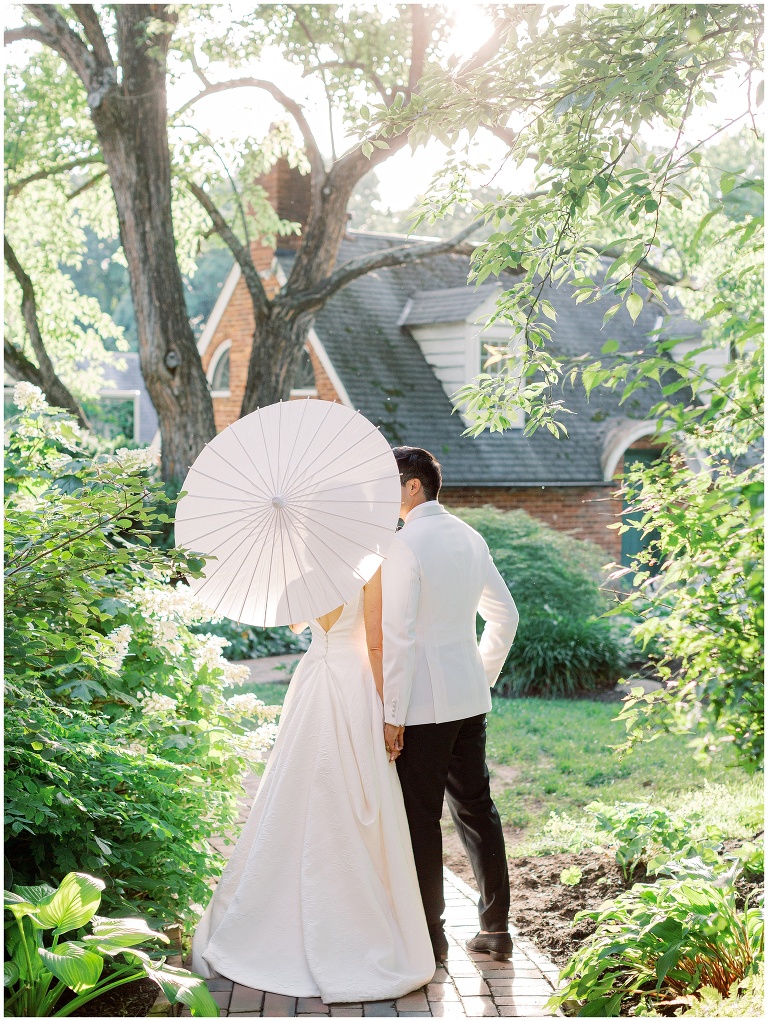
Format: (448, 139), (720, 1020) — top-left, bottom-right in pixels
(278, 231), (693, 487)
(399, 284), (500, 326)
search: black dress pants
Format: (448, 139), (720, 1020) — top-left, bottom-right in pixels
(395, 713), (510, 933)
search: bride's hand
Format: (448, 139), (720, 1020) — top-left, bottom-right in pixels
(384, 723), (404, 762)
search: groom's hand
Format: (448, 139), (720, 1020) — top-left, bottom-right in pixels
(384, 723), (404, 762)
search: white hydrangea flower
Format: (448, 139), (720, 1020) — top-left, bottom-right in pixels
(129, 583), (221, 626)
(11, 491), (41, 513)
(138, 690), (178, 715)
(150, 618), (184, 657)
(234, 724), (279, 761)
(111, 447), (158, 471)
(222, 662), (253, 687)
(193, 633), (230, 673)
(226, 692), (265, 715)
(99, 624), (133, 673)
(13, 382), (48, 413)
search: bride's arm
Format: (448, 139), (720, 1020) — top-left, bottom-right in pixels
(289, 622), (308, 634)
(364, 568), (384, 702)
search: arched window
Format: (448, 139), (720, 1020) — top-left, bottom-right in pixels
(208, 341), (231, 396)
(291, 346), (317, 396)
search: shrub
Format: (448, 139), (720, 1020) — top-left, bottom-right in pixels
(4, 387), (280, 926)
(549, 857), (764, 1017)
(4, 871), (218, 1017)
(452, 506), (627, 695)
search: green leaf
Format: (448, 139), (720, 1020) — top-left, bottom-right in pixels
(143, 958), (220, 1017)
(627, 292), (643, 324)
(4, 890), (40, 921)
(38, 942), (104, 993)
(4, 961), (20, 987)
(82, 915), (169, 951)
(720, 172), (736, 195)
(36, 873), (104, 934)
(601, 339), (619, 354)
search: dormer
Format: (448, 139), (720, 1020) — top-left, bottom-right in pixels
(399, 284), (525, 428)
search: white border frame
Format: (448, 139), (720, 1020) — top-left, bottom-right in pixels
(98, 388), (141, 442)
(206, 339), (232, 398)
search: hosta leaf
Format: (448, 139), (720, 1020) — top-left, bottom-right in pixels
(38, 942), (103, 993)
(144, 961), (220, 1017)
(82, 915), (170, 950)
(13, 884), (56, 905)
(36, 872), (104, 934)
(4, 890), (41, 922)
(4, 961), (20, 987)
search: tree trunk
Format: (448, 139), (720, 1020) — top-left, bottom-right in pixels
(89, 6), (215, 482)
(240, 308), (313, 416)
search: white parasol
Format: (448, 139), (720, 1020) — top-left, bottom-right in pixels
(174, 400), (401, 627)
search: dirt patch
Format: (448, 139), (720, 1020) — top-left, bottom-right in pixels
(442, 825), (629, 968)
(443, 822), (765, 971)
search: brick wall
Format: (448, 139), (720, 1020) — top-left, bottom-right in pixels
(201, 243), (339, 430)
(441, 485), (623, 560)
(306, 344), (341, 403)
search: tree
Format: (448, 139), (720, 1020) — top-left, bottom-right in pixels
(374, 4), (764, 765)
(173, 4), (505, 415)
(6, 4), (217, 483)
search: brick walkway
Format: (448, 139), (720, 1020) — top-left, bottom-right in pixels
(182, 772), (561, 1018)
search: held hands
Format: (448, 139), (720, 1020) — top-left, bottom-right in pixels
(384, 723), (404, 763)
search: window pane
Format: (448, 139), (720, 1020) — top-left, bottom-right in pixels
(293, 347), (316, 390)
(211, 348), (230, 391)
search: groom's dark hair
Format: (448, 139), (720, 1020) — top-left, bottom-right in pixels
(393, 446), (442, 501)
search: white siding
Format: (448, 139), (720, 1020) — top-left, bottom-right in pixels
(410, 291), (525, 429)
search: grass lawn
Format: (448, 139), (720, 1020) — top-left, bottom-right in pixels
(486, 697), (763, 853)
(228, 680), (763, 853)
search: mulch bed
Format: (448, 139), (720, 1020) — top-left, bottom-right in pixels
(59, 976), (159, 1017)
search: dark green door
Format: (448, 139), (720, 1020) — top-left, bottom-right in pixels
(621, 449), (663, 570)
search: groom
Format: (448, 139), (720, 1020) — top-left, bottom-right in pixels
(381, 446), (519, 964)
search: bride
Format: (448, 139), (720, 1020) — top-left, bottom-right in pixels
(191, 570), (435, 1003)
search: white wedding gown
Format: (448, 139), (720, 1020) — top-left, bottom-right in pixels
(191, 589), (435, 1002)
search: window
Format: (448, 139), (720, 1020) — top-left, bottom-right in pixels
(208, 341), (231, 396)
(291, 346), (317, 396)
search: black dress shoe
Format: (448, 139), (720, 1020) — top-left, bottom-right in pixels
(466, 931), (513, 961)
(429, 923), (449, 963)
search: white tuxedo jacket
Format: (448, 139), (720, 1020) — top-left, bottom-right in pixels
(381, 501), (519, 727)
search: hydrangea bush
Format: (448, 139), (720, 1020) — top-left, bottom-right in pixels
(4, 386), (281, 926)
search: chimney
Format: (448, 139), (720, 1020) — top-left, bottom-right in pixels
(257, 157), (312, 250)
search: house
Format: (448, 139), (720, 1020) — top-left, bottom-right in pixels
(192, 164), (708, 563)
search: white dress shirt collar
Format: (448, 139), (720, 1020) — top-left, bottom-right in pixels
(403, 500), (448, 526)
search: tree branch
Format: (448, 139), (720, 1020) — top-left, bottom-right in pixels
(4, 338), (45, 389)
(173, 78), (325, 180)
(70, 4), (113, 69)
(289, 218), (485, 315)
(4, 234), (90, 428)
(308, 60), (391, 107)
(24, 4), (98, 89)
(186, 180), (270, 318)
(4, 24), (56, 47)
(408, 6), (429, 94)
(67, 169), (108, 200)
(6, 155), (105, 199)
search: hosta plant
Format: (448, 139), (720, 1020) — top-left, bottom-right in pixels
(548, 857), (764, 1017)
(4, 872), (218, 1017)
(586, 801), (723, 881)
